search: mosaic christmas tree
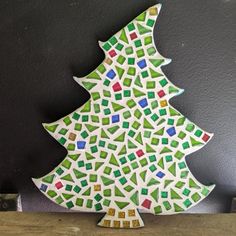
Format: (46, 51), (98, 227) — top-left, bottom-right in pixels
(32, 4), (215, 228)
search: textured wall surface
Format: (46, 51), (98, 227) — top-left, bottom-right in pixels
(0, 0), (235, 212)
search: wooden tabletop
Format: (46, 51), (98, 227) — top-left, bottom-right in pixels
(0, 213), (235, 236)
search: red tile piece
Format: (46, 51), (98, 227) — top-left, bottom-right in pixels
(136, 149), (144, 157)
(130, 32), (137, 40)
(112, 82), (122, 92)
(141, 199), (152, 209)
(202, 133), (210, 142)
(157, 90), (165, 98)
(109, 49), (117, 58)
(55, 181), (63, 189)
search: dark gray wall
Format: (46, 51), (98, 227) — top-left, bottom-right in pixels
(0, 0), (235, 212)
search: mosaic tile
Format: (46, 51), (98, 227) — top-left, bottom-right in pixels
(32, 4), (215, 228)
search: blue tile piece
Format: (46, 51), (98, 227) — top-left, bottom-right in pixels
(138, 98), (148, 108)
(137, 59), (147, 69)
(40, 184), (48, 192)
(112, 114), (120, 123)
(156, 171), (165, 179)
(77, 141), (86, 149)
(106, 69), (116, 79)
(166, 127), (176, 137)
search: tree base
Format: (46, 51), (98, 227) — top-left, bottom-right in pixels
(97, 208), (144, 228)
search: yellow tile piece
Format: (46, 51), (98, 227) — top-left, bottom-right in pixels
(160, 100), (167, 107)
(108, 208), (115, 216)
(105, 58), (112, 65)
(123, 220), (130, 228)
(149, 7), (158, 16)
(132, 219), (140, 228)
(128, 209), (136, 217)
(94, 184), (101, 191)
(118, 211), (125, 218)
(103, 220), (111, 227)
(114, 220), (121, 228)
(68, 132), (76, 141)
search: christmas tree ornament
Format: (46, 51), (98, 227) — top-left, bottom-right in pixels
(32, 4), (215, 228)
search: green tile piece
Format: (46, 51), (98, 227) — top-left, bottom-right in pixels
(103, 189), (111, 197)
(82, 187), (91, 196)
(191, 193), (201, 202)
(136, 11), (146, 21)
(107, 125), (119, 134)
(102, 42), (111, 51)
(73, 169), (87, 179)
(114, 132), (125, 142)
(147, 19), (155, 27)
(42, 175), (55, 184)
(154, 206), (162, 214)
(101, 176), (114, 186)
(115, 66), (125, 79)
(109, 154), (120, 166)
(174, 203), (184, 212)
(85, 152), (95, 160)
(170, 189), (182, 199)
(117, 55), (126, 65)
(128, 22), (135, 31)
(189, 178), (200, 189)
(97, 64), (106, 74)
(62, 193), (74, 200)
(101, 129), (109, 139)
(151, 189), (159, 202)
(58, 137), (66, 145)
(81, 101), (91, 112)
(149, 68), (162, 78)
(45, 124), (58, 133)
(146, 143), (156, 153)
(47, 190), (57, 198)
(130, 173), (137, 185)
(177, 117), (185, 126)
(61, 174), (74, 182)
(81, 81), (97, 91)
(137, 23), (151, 35)
(144, 36), (152, 45)
(140, 170), (147, 181)
(186, 123), (195, 132)
(133, 88), (145, 97)
(85, 124), (99, 132)
(115, 186), (125, 197)
(126, 99), (136, 108)
(111, 102), (125, 112)
(109, 36), (118, 45)
(95, 161), (104, 171)
(130, 191), (139, 206)
(135, 132), (143, 145)
(158, 157), (164, 169)
(168, 85), (179, 94)
(115, 201), (129, 210)
(119, 29), (128, 43)
(168, 163), (176, 176)
(118, 145), (127, 155)
(86, 199), (93, 208)
(55, 196), (64, 204)
(147, 178), (160, 187)
(76, 198), (84, 207)
(134, 75), (143, 87)
(164, 180), (174, 188)
(149, 59), (164, 68)
(143, 118), (154, 129)
(169, 107), (180, 116)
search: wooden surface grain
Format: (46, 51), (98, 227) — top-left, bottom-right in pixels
(0, 213), (235, 236)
